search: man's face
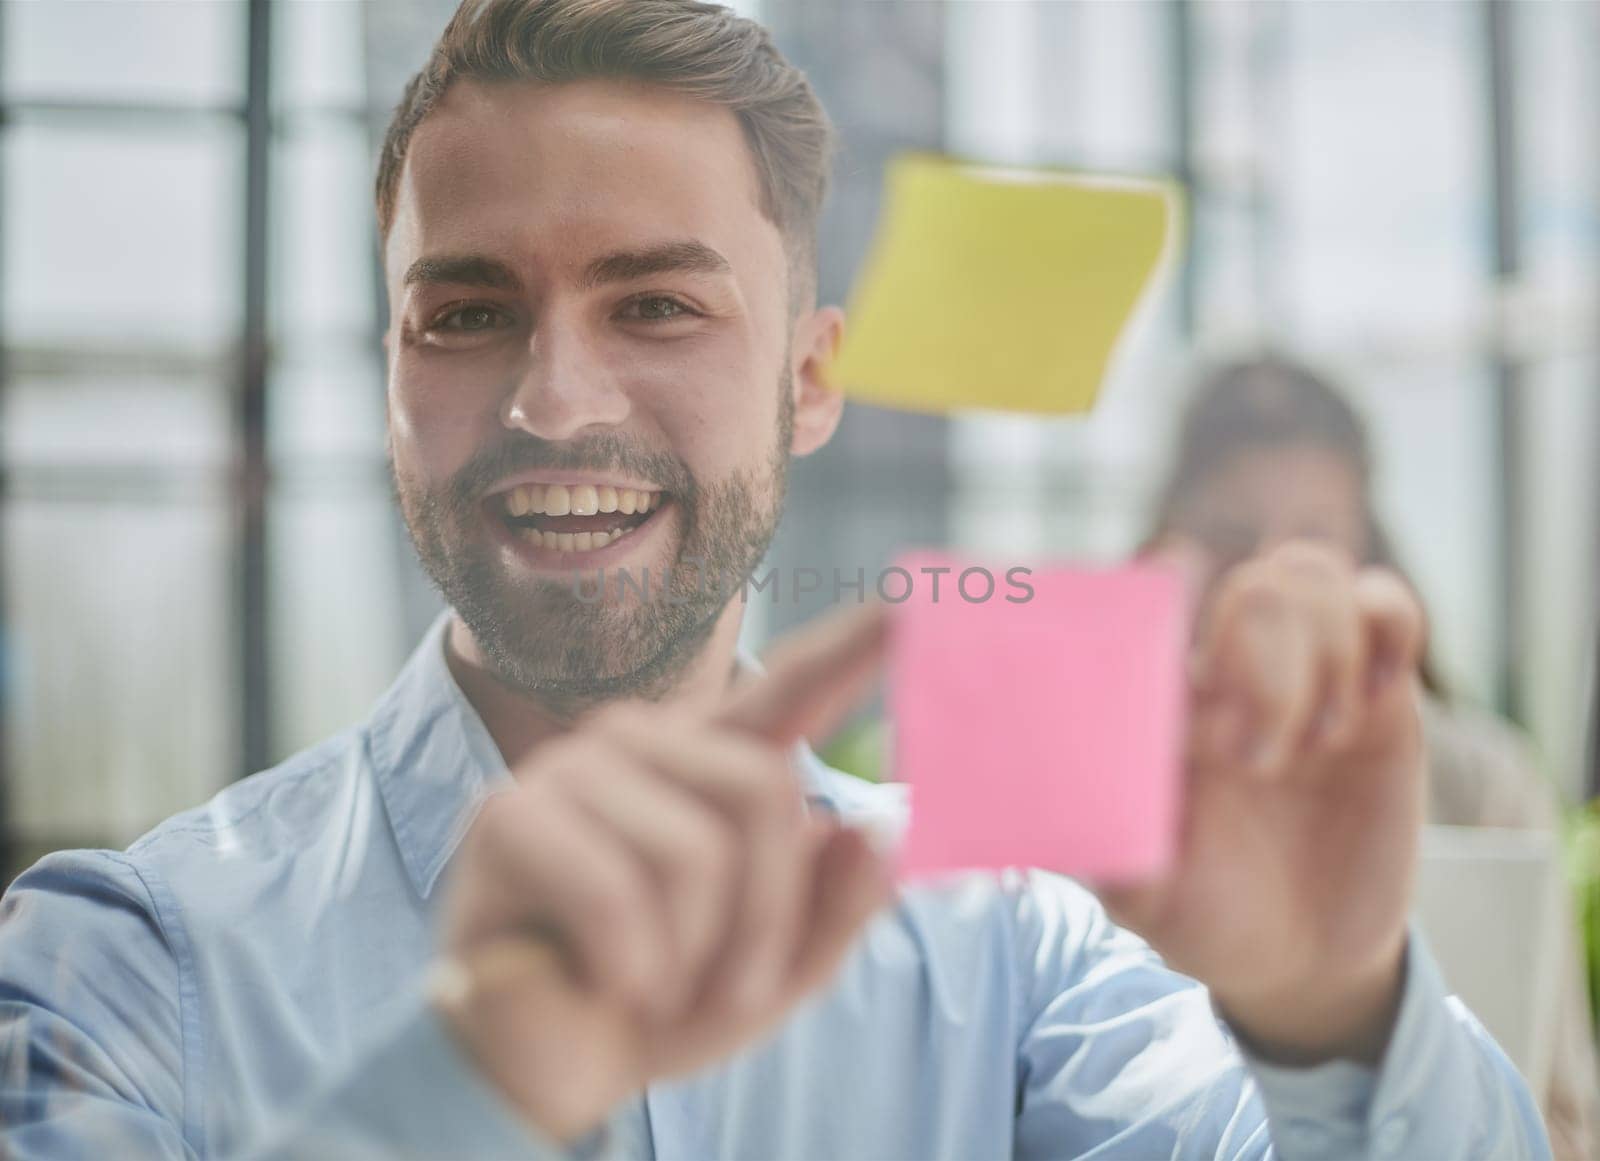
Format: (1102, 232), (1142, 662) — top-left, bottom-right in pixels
(383, 79), (840, 708)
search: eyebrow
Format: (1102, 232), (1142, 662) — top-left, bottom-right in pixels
(403, 254), (522, 292)
(402, 241), (733, 295)
(581, 240), (733, 289)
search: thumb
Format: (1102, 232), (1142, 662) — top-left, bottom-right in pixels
(719, 601), (890, 748)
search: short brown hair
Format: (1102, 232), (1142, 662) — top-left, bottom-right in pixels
(375, 0), (834, 295)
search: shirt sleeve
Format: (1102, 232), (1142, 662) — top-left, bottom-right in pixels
(0, 850), (196, 1159)
(0, 849), (622, 1160)
(244, 998), (618, 1161)
(1239, 931), (1551, 1160)
(1007, 871), (1551, 1160)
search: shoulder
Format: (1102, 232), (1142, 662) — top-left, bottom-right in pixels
(15, 724), (386, 951)
(0, 845), (192, 1128)
(124, 724), (369, 868)
(4, 726), (374, 961)
(1421, 696), (1537, 774)
(1420, 697), (1557, 829)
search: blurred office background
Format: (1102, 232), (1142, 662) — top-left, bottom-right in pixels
(1, 0), (1596, 899)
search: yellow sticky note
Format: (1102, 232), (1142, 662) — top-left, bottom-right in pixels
(829, 154), (1184, 416)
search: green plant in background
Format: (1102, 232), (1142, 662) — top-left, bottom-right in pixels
(1565, 801), (1600, 1031)
(820, 714), (889, 784)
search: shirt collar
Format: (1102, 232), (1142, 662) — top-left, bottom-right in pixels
(367, 610), (512, 900)
(366, 610), (856, 900)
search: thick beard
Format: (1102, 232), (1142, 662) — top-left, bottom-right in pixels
(392, 377), (794, 719)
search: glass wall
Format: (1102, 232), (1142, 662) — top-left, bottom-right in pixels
(2, 0), (1597, 879)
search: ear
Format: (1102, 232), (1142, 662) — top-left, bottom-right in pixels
(788, 304), (847, 458)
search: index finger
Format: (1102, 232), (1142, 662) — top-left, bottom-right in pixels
(718, 601), (889, 748)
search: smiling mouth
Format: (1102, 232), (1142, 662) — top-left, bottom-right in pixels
(495, 483), (666, 553)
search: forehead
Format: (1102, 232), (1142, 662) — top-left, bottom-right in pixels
(385, 78), (776, 278)
(1205, 444), (1363, 509)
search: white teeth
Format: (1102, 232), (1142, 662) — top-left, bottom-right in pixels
(506, 483), (663, 515)
(521, 522), (648, 554)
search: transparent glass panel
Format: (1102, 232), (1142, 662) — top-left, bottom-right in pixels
(1511, 2), (1600, 800)
(267, 346), (404, 759)
(274, 0), (367, 112)
(2, 373), (231, 471)
(4, 495), (235, 845)
(1278, 0), (1489, 343)
(1514, 0), (1600, 291)
(1520, 354), (1600, 800)
(1192, 0), (1268, 181)
(267, 349), (387, 465)
(4, 0), (246, 107)
(269, 484), (408, 759)
(944, 2), (1039, 165)
(1192, 190), (1265, 341)
(271, 121), (380, 348)
(4, 125), (242, 349)
(944, 0), (1179, 565)
(1033, 0), (1172, 172)
(1351, 360), (1499, 705)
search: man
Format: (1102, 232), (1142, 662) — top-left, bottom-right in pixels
(0, 1), (1547, 1157)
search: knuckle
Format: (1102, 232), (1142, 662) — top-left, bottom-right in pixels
(1272, 538), (1355, 577)
(1358, 565), (1421, 614)
(1229, 575), (1292, 623)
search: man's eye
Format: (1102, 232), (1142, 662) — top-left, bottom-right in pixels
(435, 305), (510, 332)
(624, 296), (695, 321)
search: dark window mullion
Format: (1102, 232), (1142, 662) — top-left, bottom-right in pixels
(0, 0), (11, 882)
(236, 0), (272, 780)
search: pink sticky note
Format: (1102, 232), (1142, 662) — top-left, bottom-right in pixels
(890, 553), (1187, 883)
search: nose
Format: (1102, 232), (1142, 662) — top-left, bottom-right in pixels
(501, 319), (631, 441)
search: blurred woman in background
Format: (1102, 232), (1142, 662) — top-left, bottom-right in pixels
(1147, 355), (1598, 1158)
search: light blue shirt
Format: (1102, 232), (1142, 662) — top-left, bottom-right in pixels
(0, 613), (1549, 1159)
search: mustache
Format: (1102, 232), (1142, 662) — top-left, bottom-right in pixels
(447, 433), (695, 509)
